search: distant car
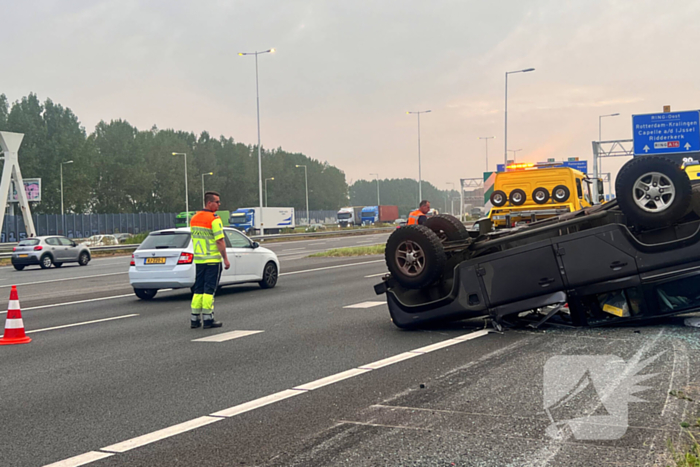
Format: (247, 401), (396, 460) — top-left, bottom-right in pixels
(82, 234), (119, 247)
(11, 236), (91, 270)
(128, 227), (280, 300)
(114, 233), (133, 243)
(394, 218), (407, 225)
(305, 223), (327, 232)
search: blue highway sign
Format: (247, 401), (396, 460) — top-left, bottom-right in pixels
(633, 110), (700, 156)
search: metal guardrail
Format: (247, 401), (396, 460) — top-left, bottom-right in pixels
(0, 227), (397, 259)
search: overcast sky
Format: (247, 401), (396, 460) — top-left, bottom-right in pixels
(4, 0), (700, 192)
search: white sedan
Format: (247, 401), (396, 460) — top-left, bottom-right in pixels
(128, 227), (280, 300)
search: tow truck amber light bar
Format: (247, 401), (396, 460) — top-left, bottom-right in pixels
(506, 162), (535, 170)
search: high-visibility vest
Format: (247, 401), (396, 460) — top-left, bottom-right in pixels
(190, 210), (224, 264)
(407, 209), (425, 225)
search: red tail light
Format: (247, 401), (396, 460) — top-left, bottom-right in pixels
(12, 247), (16, 252)
(34, 246), (43, 251)
(130, 254), (135, 267)
(178, 252), (194, 264)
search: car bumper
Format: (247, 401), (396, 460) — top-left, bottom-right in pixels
(129, 268), (195, 290)
(11, 255), (41, 265)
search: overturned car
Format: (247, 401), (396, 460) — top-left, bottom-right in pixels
(375, 156), (700, 329)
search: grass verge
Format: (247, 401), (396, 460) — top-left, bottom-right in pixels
(309, 244), (385, 257)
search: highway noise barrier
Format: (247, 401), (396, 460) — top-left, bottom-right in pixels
(0, 285), (31, 345)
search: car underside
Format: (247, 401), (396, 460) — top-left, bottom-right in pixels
(375, 156), (700, 329)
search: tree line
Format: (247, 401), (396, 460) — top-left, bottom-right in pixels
(0, 93), (459, 217)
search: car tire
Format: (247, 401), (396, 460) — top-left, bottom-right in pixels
(259, 261), (278, 289)
(509, 189), (527, 206)
(424, 214), (469, 242)
(54, 262), (63, 268)
(39, 254), (53, 269)
(533, 187), (550, 204)
(616, 156), (691, 229)
(78, 252), (90, 266)
(13, 264), (24, 271)
(134, 288), (157, 300)
(490, 190), (508, 207)
(385, 225), (446, 289)
(552, 185), (571, 203)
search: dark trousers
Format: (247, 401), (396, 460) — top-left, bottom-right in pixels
(193, 263), (222, 295)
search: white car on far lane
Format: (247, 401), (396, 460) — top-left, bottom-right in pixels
(128, 227), (280, 300)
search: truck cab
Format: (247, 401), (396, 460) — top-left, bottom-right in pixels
(361, 206), (378, 225)
(488, 164), (594, 228)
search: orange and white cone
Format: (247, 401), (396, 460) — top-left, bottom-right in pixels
(0, 286), (31, 345)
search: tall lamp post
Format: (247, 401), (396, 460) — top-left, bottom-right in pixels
(597, 112), (620, 177)
(505, 68), (535, 168)
(239, 47), (275, 235)
(479, 136), (495, 172)
(446, 182), (455, 214)
(60, 160), (73, 234)
(370, 173), (380, 205)
(201, 172), (213, 208)
(508, 149), (522, 164)
(407, 110), (431, 203)
(172, 152), (189, 225)
(295, 165), (309, 225)
(265, 177), (274, 207)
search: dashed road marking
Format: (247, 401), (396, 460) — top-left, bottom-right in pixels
(343, 301), (385, 309)
(0, 314), (140, 338)
(43, 450), (114, 467)
(364, 272), (387, 278)
(0, 272), (127, 289)
(192, 330), (263, 343)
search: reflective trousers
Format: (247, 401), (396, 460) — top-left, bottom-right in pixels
(191, 263), (222, 316)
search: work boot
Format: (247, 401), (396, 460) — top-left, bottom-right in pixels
(191, 315), (202, 329)
(203, 319), (222, 329)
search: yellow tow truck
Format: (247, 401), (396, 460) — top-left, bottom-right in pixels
(488, 162), (604, 228)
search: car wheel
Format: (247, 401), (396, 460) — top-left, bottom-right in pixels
(134, 288), (157, 300)
(259, 262), (278, 289)
(424, 214), (469, 242)
(616, 156), (691, 229)
(13, 264), (24, 271)
(552, 185), (571, 203)
(533, 187), (550, 204)
(54, 262), (63, 268)
(40, 255), (53, 269)
(385, 225), (446, 289)
(490, 190), (508, 207)
(78, 252), (90, 266)
(509, 189), (527, 206)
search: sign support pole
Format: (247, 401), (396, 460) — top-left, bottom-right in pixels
(0, 132), (36, 238)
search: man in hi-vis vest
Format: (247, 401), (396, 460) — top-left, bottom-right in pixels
(189, 191), (231, 329)
(407, 200), (431, 225)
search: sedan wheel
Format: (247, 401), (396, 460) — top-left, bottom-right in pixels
(134, 288), (157, 300)
(259, 262), (278, 289)
(40, 255), (53, 269)
(78, 252), (90, 266)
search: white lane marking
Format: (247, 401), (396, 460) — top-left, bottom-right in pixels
(211, 389), (305, 418)
(49, 329), (490, 466)
(43, 450), (114, 467)
(192, 330), (263, 343)
(280, 247), (305, 252)
(293, 368), (371, 391)
(279, 260), (383, 276)
(307, 242), (327, 246)
(410, 339), (464, 354)
(364, 272), (387, 278)
(358, 352), (419, 370)
(343, 301), (385, 309)
(0, 272), (127, 289)
(0, 294), (135, 315)
(22, 314), (139, 335)
(101, 416), (223, 453)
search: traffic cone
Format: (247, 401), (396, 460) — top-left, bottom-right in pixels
(0, 286), (31, 345)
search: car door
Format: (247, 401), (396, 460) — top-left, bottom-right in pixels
(225, 229), (260, 281)
(58, 237), (79, 261)
(45, 237), (64, 260)
(216, 232), (237, 285)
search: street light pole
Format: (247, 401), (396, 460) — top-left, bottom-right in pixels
(505, 68), (535, 169)
(446, 182), (455, 215)
(295, 165), (309, 225)
(201, 172), (213, 208)
(370, 173), (380, 205)
(407, 110), (431, 203)
(264, 177), (274, 207)
(597, 112), (620, 180)
(239, 48), (275, 234)
(60, 160), (73, 234)
(479, 136), (495, 172)
(172, 152), (189, 225)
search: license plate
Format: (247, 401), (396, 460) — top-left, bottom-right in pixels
(19, 254), (28, 258)
(144, 257), (166, 264)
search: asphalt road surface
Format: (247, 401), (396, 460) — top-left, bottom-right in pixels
(1, 231), (699, 466)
